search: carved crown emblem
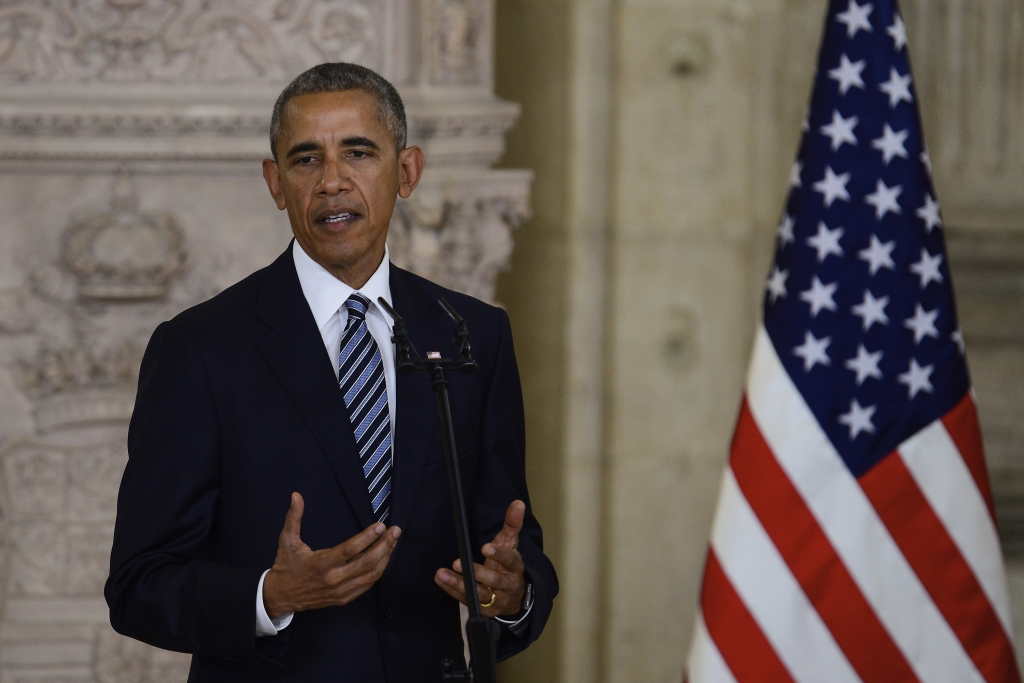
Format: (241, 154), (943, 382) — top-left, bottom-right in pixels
(62, 170), (185, 301)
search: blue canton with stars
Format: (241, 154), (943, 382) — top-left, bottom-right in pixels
(763, 0), (969, 478)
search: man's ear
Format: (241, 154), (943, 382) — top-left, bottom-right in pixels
(262, 158), (287, 210)
(397, 146), (425, 199)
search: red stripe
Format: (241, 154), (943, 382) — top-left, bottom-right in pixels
(700, 549), (795, 683)
(860, 451), (1020, 683)
(942, 393), (997, 522)
(730, 401), (919, 682)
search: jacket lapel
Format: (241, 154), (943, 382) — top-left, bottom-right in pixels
(388, 266), (444, 533)
(253, 248), (375, 530)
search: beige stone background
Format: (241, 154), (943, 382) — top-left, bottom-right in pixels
(0, 1), (1021, 682)
(493, 0), (1024, 682)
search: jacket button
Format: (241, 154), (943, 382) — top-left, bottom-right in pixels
(382, 607), (393, 622)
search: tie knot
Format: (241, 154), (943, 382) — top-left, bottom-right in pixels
(345, 293), (371, 321)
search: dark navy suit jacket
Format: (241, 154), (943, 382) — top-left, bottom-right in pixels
(104, 246), (557, 682)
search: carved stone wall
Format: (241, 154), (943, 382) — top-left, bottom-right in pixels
(0, 2), (529, 681)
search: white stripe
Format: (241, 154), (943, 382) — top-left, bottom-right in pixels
(711, 468), (861, 683)
(687, 612), (739, 683)
(899, 421), (1014, 635)
(746, 326), (984, 683)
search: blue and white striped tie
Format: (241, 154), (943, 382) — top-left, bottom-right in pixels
(338, 293), (392, 523)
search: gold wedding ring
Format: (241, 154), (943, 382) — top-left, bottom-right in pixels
(481, 589), (497, 608)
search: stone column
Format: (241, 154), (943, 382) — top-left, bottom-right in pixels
(0, 2), (528, 681)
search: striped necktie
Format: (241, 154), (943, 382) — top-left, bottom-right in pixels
(338, 293), (392, 523)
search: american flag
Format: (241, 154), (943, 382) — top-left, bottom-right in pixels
(687, 1), (1021, 682)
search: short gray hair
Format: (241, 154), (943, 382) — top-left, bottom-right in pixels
(269, 63), (407, 159)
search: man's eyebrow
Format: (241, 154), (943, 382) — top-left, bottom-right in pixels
(285, 141), (320, 158)
(341, 136), (380, 150)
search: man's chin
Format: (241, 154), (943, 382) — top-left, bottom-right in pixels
(296, 231), (384, 273)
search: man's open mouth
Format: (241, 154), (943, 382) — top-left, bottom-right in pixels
(316, 209), (361, 225)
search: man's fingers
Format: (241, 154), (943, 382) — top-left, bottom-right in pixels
(450, 559), (513, 596)
(280, 492), (305, 543)
(435, 569), (493, 603)
(435, 568), (511, 616)
(320, 528), (401, 604)
(493, 500), (525, 549)
(482, 544), (524, 573)
(458, 561), (517, 593)
(327, 523), (395, 563)
(348, 527), (402, 571)
(434, 569), (468, 605)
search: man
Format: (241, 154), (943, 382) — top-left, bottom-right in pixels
(105, 63), (557, 682)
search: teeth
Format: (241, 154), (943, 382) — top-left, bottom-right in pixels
(324, 213), (353, 223)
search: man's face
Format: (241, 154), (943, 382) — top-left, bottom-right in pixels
(262, 90), (423, 284)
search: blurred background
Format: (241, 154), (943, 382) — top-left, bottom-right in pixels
(0, 1), (1020, 682)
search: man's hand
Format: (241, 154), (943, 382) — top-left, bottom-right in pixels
(263, 492), (401, 618)
(434, 500), (526, 618)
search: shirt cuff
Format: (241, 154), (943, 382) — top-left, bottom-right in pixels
(493, 596), (533, 638)
(255, 569), (294, 637)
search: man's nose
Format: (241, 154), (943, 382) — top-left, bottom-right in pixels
(317, 157), (352, 195)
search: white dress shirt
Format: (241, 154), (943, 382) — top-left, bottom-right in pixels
(255, 241), (530, 644)
(255, 240), (396, 637)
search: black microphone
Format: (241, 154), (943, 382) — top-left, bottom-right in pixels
(377, 297), (417, 375)
(439, 297), (477, 375)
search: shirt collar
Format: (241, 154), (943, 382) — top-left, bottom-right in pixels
(292, 239), (393, 332)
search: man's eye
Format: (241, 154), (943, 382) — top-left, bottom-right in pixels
(297, 156), (317, 164)
(349, 150), (369, 158)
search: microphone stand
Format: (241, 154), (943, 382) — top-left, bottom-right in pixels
(377, 296), (499, 683)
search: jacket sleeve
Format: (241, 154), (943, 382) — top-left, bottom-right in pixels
(474, 307), (559, 660)
(104, 320), (283, 663)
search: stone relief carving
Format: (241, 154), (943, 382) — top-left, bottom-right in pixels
(0, 170), (195, 682)
(388, 172), (531, 303)
(63, 170), (186, 301)
(428, 0), (484, 85)
(0, 1), (524, 680)
(0, 111), (271, 139)
(0, 0), (384, 83)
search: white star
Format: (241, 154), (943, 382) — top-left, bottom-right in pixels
(790, 161), (803, 188)
(851, 289), (890, 330)
(838, 399), (877, 439)
(951, 328), (965, 354)
(793, 331), (832, 371)
(814, 166), (851, 208)
(807, 221), (845, 262)
(879, 67), (913, 108)
(904, 304), (940, 344)
(845, 344), (884, 385)
(920, 150), (932, 174)
(898, 358), (935, 398)
(915, 194), (942, 232)
(864, 179), (903, 220)
(777, 213), (795, 247)
(821, 110), (860, 151)
(801, 276), (839, 317)
(909, 248), (944, 289)
(858, 234), (896, 275)
(828, 54), (867, 95)
(836, 0), (874, 38)
(887, 13), (908, 51)
(871, 124), (909, 165)
(766, 266), (789, 303)
(802, 107), (810, 132)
